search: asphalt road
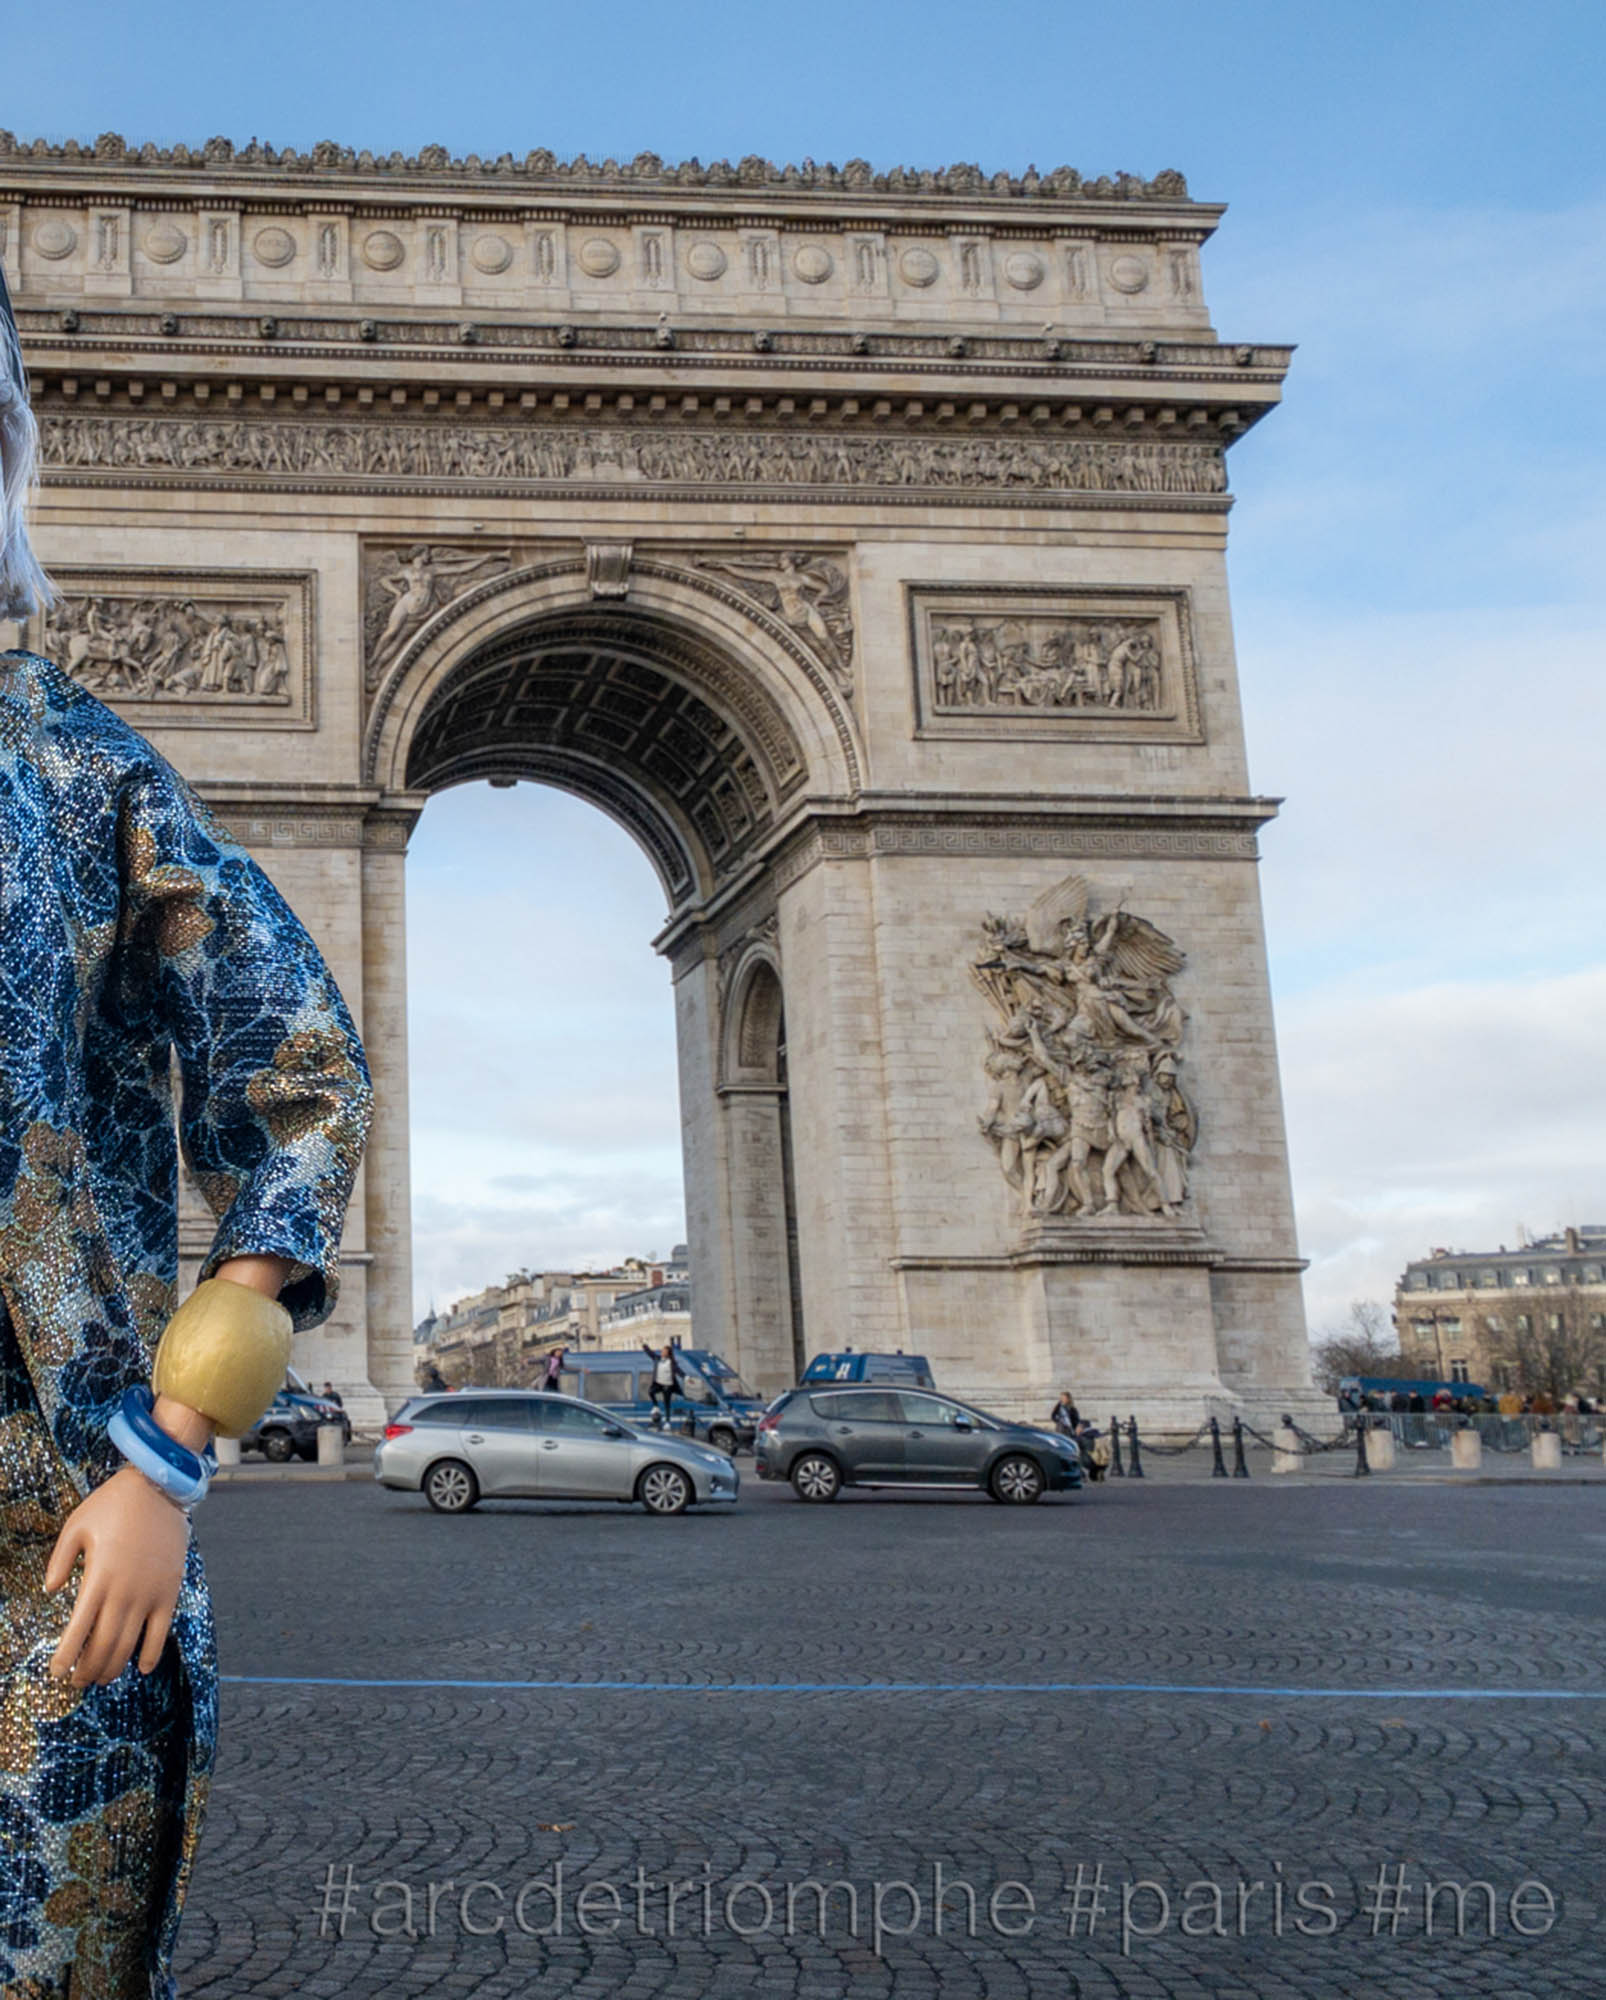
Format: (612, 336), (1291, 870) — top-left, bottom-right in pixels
(175, 1472), (1606, 1998)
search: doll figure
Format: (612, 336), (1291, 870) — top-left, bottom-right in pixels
(0, 259), (372, 1995)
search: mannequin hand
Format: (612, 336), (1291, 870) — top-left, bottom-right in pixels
(44, 1465), (190, 1684)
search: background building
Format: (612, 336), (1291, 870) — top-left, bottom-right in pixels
(1394, 1226), (1606, 1399)
(416, 1248), (689, 1386)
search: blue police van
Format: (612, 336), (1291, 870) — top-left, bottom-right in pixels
(799, 1350), (936, 1390)
(557, 1347), (766, 1454)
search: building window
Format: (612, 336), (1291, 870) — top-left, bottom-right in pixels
(1542, 1268), (1562, 1285)
(1478, 1270), (1498, 1288)
(1450, 1359), (1469, 1382)
(1583, 1265), (1602, 1283)
(1513, 1271), (1531, 1286)
(1440, 1318), (1462, 1336)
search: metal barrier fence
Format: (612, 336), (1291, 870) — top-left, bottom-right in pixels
(1078, 1408), (1606, 1481)
(1344, 1410), (1605, 1455)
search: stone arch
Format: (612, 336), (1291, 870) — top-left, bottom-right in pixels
(721, 932), (785, 1085)
(716, 944), (804, 1383)
(365, 556), (859, 905)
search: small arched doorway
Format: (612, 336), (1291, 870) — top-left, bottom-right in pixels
(722, 953), (805, 1385)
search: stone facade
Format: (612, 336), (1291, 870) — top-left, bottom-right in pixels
(1395, 1228), (1606, 1399)
(3, 133), (1318, 1428)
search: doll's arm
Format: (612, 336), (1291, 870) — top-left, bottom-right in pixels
(115, 757), (373, 1329)
(47, 1252), (292, 1685)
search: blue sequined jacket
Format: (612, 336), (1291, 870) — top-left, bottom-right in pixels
(0, 648), (372, 1973)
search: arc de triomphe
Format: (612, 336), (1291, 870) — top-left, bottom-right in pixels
(2, 132), (1319, 1427)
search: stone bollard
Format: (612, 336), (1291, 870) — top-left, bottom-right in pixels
(1271, 1417), (1301, 1476)
(1531, 1430), (1562, 1471)
(1364, 1424), (1397, 1472)
(214, 1435), (242, 1468)
(1450, 1428), (1482, 1472)
(316, 1422), (345, 1468)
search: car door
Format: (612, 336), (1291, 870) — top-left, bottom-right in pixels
(453, 1398), (540, 1496)
(898, 1393), (992, 1484)
(814, 1390), (907, 1482)
(531, 1398), (635, 1498)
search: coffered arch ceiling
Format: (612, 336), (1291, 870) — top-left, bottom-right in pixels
(403, 606), (808, 904)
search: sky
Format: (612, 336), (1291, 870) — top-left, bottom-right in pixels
(16, 0), (1605, 1336)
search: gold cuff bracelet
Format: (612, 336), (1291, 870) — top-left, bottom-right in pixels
(150, 1275), (294, 1437)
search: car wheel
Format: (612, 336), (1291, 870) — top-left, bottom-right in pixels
(424, 1460), (479, 1514)
(638, 1464), (694, 1515)
(708, 1427), (738, 1457)
(261, 1429), (294, 1464)
(990, 1453), (1045, 1505)
(791, 1453), (841, 1503)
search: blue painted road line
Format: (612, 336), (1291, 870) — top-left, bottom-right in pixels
(220, 1674), (1606, 1700)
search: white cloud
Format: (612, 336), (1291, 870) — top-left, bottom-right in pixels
(1282, 966), (1606, 1333)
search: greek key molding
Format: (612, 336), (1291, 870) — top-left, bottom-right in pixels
(38, 413), (1228, 508)
(769, 815), (1262, 894)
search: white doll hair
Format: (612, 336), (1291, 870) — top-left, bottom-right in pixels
(0, 264), (53, 621)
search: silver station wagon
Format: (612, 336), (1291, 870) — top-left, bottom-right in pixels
(374, 1390), (740, 1515)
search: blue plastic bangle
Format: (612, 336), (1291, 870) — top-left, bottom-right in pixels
(107, 1385), (217, 1508)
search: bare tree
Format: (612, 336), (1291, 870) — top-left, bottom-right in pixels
(1481, 1297), (1606, 1403)
(1310, 1299), (1400, 1394)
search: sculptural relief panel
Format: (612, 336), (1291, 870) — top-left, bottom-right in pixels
(32, 568), (315, 726)
(973, 875), (1196, 1225)
(908, 585), (1202, 742)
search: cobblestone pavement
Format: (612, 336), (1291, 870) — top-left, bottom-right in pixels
(175, 1477), (1606, 1998)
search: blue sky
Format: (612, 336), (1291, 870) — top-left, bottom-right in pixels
(19, 1), (1606, 1331)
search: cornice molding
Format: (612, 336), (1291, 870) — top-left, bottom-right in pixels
(0, 131), (1202, 213)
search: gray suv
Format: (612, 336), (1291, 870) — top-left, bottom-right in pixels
(754, 1387), (1083, 1504)
(374, 1391), (739, 1514)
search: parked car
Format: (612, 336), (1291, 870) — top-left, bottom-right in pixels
(800, 1350), (936, 1390)
(241, 1375), (350, 1462)
(754, 1386), (1083, 1504)
(557, 1347), (766, 1455)
(373, 1389), (740, 1515)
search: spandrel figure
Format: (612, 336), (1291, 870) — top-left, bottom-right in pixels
(0, 260), (372, 1996)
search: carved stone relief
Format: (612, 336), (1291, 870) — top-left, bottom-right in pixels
(972, 875), (1196, 1223)
(33, 569), (314, 726)
(362, 543), (515, 688)
(692, 552), (853, 690)
(39, 415), (1228, 506)
(909, 586), (1201, 742)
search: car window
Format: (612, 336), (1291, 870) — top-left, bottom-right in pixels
(408, 1399), (462, 1426)
(578, 1371), (637, 1404)
(452, 1398), (532, 1430)
(812, 1390), (902, 1422)
(533, 1400), (617, 1436)
(898, 1393), (964, 1425)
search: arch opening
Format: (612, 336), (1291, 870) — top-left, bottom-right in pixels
(400, 601), (811, 906)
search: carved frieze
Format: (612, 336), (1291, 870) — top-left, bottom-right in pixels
(33, 569), (314, 727)
(692, 552), (853, 690)
(39, 415), (1228, 507)
(908, 585), (1202, 741)
(973, 875), (1196, 1224)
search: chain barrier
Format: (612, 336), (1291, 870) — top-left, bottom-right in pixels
(1069, 1407), (1603, 1484)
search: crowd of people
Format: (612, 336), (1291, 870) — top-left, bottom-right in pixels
(1339, 1385), (1600, 1419)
